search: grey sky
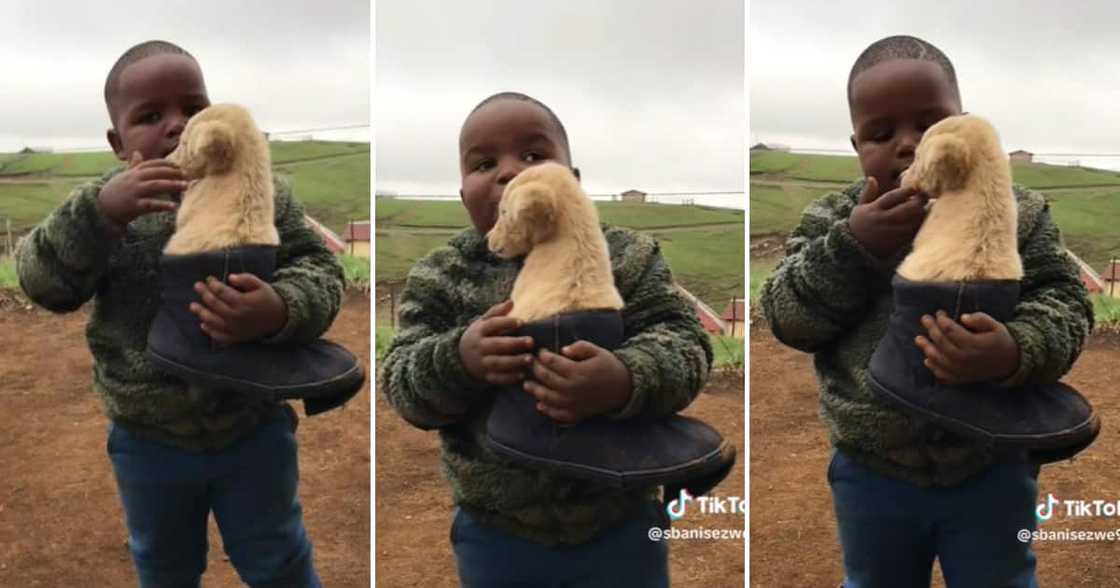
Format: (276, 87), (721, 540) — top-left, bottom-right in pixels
(751, 1), (1120, 170)
(375, 0), (745, 207)
(0, 0), (369, 153)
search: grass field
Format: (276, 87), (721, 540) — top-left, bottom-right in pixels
(0, 141), (370, 237)
(375, 199), (744, 310)
(0, 257), (15, 288)
(750, 151), (1120, 272)
(375, 198), (743, 230)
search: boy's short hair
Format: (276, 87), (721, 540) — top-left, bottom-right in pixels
(846, 35), (960, 107)
(104, 40), (196, 117)
(467, 91), (572, 161)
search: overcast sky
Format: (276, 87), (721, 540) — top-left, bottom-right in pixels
(375, 0), (745, 207)
(0, 0), (369, 153)
(751, 1), (1120, 170)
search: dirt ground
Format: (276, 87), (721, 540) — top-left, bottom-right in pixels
(751, 324), (1120, 588)
(375, 371), (746, 587)
(0, 294), (371, 587)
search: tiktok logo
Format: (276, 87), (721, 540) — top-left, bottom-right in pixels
(1036, 494), (1059, 522)
(666, 489), (694, 521)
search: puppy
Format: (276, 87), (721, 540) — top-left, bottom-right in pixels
(163, 103), (279, 255)
(487, 162), (624, 322)
(897, 114), (1022, 282)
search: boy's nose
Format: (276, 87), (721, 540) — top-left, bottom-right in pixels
(496, 159), (527, 185)
(167, 115), (188, 137)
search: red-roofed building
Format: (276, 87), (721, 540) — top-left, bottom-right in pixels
(1102, 258), (1120, 297)
(721, 299), (746, 338)
(343, 220), (371, 258)
(1066, 250), (1104, 295)
(303, 215), (345, 254)
(674, 284), (725, 335)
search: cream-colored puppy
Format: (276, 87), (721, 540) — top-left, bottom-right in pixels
(897, 114), (1022, 282)
(487, 162), (624, 322)
(163, 103), (278, 255)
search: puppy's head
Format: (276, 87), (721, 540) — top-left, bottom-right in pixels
(167, 103), (266, 179)
(901, 114), (1001, 197)
(486, 163), (576, 258)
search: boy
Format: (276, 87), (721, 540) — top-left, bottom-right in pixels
(379, 91), (714, 587)
(761, 35), (1092, 587)
(16, 40), (342, 587)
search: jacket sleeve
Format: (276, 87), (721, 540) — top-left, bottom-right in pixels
(262, 178), (346, 345)
(759, 182), (892, 352)
(16, 178), (119, 313)
(607, 229), (714, 419)
(1001, 192), (1094, 386)
(378, 250), (491, 430)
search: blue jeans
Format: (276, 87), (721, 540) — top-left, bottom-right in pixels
(829, 449), (1040, 588)
(107, 412), (320, 588)
(452, 500), (670, 587)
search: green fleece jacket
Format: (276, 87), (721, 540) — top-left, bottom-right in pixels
(761, 180), (1093, 487)
(16, 168), (345, 451)
(380, 226), (713, 545)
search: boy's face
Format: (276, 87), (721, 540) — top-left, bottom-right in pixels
(107, 54), (210, 162)
(459, 99), (576, 235)
(849, 59), (961, 193)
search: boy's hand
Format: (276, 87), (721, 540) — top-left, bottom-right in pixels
(190, 273), (288, 345)
(524, 341), (633, 424)
(97, 152), (187, 231)
(848, 176), (929, 259)
(914, 311), (1020, 385)
(459, 301), (535, 385)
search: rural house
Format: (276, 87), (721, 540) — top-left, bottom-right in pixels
(1101, 259), (1120, 297)
(344, 220), (371, 258)
(303, 215), (345, 254)
(721, 298), (746, 338)
(1009, 150), (1034, 163)
(1067, 250), (1105, 295)
(621, 189), (647, 203)
(673, 284), (726, 335)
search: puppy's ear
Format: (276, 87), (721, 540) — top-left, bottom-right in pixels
(919, 133), (971, 192)
(190, 120), (236, 174)
(512, 182), (557, 243)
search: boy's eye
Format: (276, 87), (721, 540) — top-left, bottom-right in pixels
(524, 152), (541, 162)
(474, 160), (494, 172)
(138, 112), (160, 124)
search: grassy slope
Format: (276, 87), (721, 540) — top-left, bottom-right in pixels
(0, 141), (370, 236)
(375, 200), (745, 310)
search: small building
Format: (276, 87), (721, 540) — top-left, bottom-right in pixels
(1066, 250), (1104, 295)
(343, 220), (371, 258)
(1102, 259), (1120, 297)
(721, 298), (746, 338)
(303, 215), (345, 254)
(621, 189), (647, 203)
(750, 143), (770, 151)
(1009, 150), (1034, 163)
(674, 284), (726, 335)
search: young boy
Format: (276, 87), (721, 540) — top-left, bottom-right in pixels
(761, 35), (1092, 587)
(16, 40), (343, 587)
(379, 91), (714, 587)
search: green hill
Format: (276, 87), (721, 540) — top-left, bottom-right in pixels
(375, 199), (744, 310)
(750, 151), (1120, 271)
(0, 141), (370, 236)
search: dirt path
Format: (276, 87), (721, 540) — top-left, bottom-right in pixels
(0, 295), (371, 587)
(375, 372), (746, 587)
(751, 325), (1120, 587)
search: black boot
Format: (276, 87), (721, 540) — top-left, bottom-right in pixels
(868, 276), (1099, 463)
(485, 309), (736, 497)
(146, 246), (365, 416)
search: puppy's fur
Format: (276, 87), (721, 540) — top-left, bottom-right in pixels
(163, 103), (278, 255)
(897, 114), (1023, 282)
(487, 162), (624, 322)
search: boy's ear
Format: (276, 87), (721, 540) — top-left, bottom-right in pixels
(192, 120), (236, 174)
(107, 129), (124, 160)
(849, 134), (857, 152)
